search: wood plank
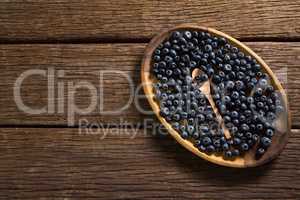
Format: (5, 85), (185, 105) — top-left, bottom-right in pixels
(0, 42), (299, 126)
(0, 128), (299, 199)
(0, 0), (300, 41)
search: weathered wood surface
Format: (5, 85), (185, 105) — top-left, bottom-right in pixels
(0, 0), (300, 41)
(0, 128), (299, 199)
(0, 42), (299, 126)
(0, 0), (299, 199)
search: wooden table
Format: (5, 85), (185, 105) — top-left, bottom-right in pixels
(0, 1), (299, 199)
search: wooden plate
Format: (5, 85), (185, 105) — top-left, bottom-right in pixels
(141, 24), (291, 168)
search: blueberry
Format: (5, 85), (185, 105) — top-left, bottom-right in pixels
(222, 143), (229, 151)
(241, 143), (249, 151)
(224, 151), (233, 159)
(192, 31), (199, 37)
(247, 82), (255, 90)
(232, 149), (240, 156)
(154, 55), (161, 62)
(257, 123), (264, 131)
(212, 74), (221, 83)
(159, 61), (167, 69)
(259, 78), (268, 88)
(219, 136), (226, 143)
(172, 113), (181, 121)
(181, 112), (188, 119)
(181, 131), (189, 139)
(194, 140), (201, 147)
(219, 104), (227, 114)
(202, 137), (212, 146)
(231, 126), (238, 133)
(183, 31), (192, 39)
(154, 49), (161, 55)
(276, 105), (284, 113)
(244, 110), (252, 116)
(261, 137), (272, 147)
(245, 98), (253, 106)
(231, 91), (239, 100)
(237, 71), (245, 80)
(245, 132), (252, 139)
(255, 88), (263, 96)
(228, 139), (234, 145)
(241, 124), (249, 132)
(228, 71), (236, 79)
(166, 69), (173, 77)
(169, 49), (177, 57)
(160, 107), (170, 117)
(240, 59), (247, 66)
(196, 74), (208, 82)
(233, 137), (241, 145)
(187, 42), (195, 50)
(253, 64), (261, 71)
(164, 41), (171, 48)
(187, 125), (195, 134)
(172, 122), (180, 130)
(192, 132), (200, 139)
(235, 80), (244, 90)
(179, 125), (186, 132)
(213, 139), (221, 148)
(236, 132), (244, 138)
(205, 44), (213, 52)
(224, 96), (231, 104)
(219, 37), (227, 45)
(239, 115), (246, 122)
(173, 45), (181, 51)
(165, 116), (172, 121)
(225, 43), (231, 49)
(266, 129), (274, 137)
(189, 109), (196, 118)
(257, 101), (264, 108)
(231, 111), (239, 119)
(157, 43), (164, 49)
(206, 113), (214, 121)
(172, 31), (181, 39)
(224, 64), (232, 71)
(247, 139), (254, 147)
(162, 48), (170, 55)
(198, 145), (206, 152)
(241, 103), (247, 110)
(266, 85), (274, 94)
(206, 145), (215, 154)
(235, 99), (241, 107)
(238, 52), (244, 58)
(224, 115), (231, 123)
(224, 54), (231, 61)
(226, 81), (235, 90)
(207, 67), (215, 77)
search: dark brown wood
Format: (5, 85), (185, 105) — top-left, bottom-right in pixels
(0, 43), (299, 126)
(0, 128), (299, 199)
(0, 0), (299, 41)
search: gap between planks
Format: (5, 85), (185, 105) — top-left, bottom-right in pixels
(0, 37), (300, 45)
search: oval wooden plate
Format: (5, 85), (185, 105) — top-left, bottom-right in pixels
(141, 24), (291, 168)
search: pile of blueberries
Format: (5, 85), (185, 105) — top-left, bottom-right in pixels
(151, 29), (283, 159)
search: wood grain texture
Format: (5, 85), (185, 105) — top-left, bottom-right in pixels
(0, 42), (299, 126)
(0, 0), (300, 41)
(0, 127), (299, 199)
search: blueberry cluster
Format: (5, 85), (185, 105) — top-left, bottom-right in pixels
(151, 29), (283, 159)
